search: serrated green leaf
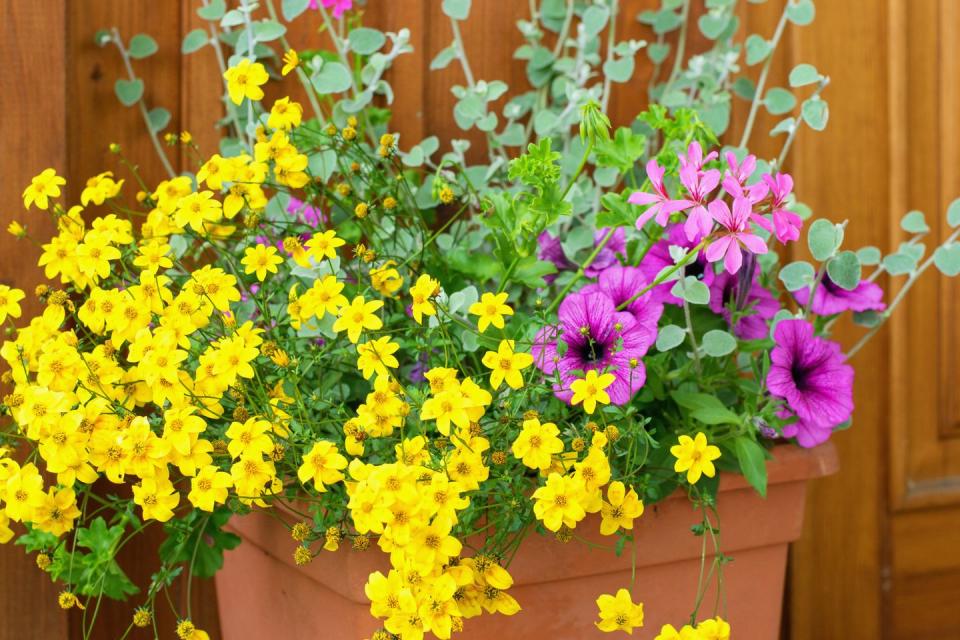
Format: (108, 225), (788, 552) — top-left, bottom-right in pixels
(127, 34), (158, 59)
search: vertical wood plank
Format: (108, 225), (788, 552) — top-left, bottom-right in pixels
(787, 0), (889, 637)
(0, 1), (69, 637)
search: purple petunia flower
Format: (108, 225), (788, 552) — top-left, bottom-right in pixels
(287, 197), (326, 227)
(637, 224), (715, 306)
(584, 227), (626, 278)
(792, 276), (886, 316)
(532, 291), (652, 406)
(708, 268), (780, 340)
(766, 319), (854, 447)
(581, 265), (664, 337)
(538, 231), (575, 284)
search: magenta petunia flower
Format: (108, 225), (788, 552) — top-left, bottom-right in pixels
(532, 291), (651, 406)
(584, 227), (626, 278)
(704, 197), (768, 274)
(766, 319), (854, 447)
(581, 265), (664, 337)
(708, 268), (780, 340)
(792, 276), (886, 316)
(637, 224), (715, 306)
(537, 231), (574, 284)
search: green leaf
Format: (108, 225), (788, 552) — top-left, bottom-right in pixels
(947, 198), (960, 227)
(900, 210), (929, 233)
(808, 218), (843, 261)
(596, 192), (635, 228)
(442, 0), (471, 20)
(656, 324), (686, 352)
(789, 63), (820, 87)
(582, 5), (610, 35)
(160, 509), (240, 579)
(764, 87), (797, 116)
(698, 12), (729, 39)
(311, 62), (353, 94)
(701, 329), (737, 357)
(670, 276), (710, 305)
(114, 78), (144, 106)
(691, 406), (741, 425)
(430, 45), (457, 70)
(786, 0), (816, 26)
(857, 246), (881, 266)
(779, 260), (815, 291)
(560, 225), (595, 259)
(182, 28), (209, 54)
(770, 117), (796, 136)
(127, 34), (158, 59)
(147, 107), (171, 133)
(934, 244), (960, 276)
(734, 437), (768, 497)
(882, 251), (918, 276)
(603, 56), (635, 83)
(282, 0), (311, 21)
(253, 20), (286, 42)
(647, 42), (670, 64)
(671, 391), (729, 412)
(853, 310), (883, 327)
(801, 96), (829, 131)
(348, 27), (386, 55)
(732, 76), (756, 99)
(826, 251), (861, 290)
(593, 127), (645, 172)
(745, 34), (772, 66)
(513, 256), (557, 288)
(197, 0), (226, 20)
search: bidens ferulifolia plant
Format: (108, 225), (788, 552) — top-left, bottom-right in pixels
(4, 0), (960, 638)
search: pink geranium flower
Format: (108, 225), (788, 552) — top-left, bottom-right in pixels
(722, 152), (768, 204)
(674, 163), (722, 242)
(310, 0), (353, 18)
(629, 159), (686, 230)
(704, 197), (768, 274)
(678, 141), (718, 173)
(757, 172), (802, 243)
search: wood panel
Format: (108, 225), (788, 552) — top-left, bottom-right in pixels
(0, 2), (69, 637)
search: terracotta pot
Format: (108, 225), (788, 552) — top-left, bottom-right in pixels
(215, 443), (837, 639)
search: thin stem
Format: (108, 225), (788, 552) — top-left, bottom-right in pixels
(264, 0), (325, 121)
(738, 2), (791, 149)
(111, 29), (175, 178)
(600, 0), (618, 113)
(201, 0), (245, 143)
(681, 277), (702, 373)
(660, 0), (691, 101)
(774, 76), (831, 169)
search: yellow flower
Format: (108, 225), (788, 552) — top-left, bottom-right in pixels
(241, 244), (284, 281)
(188, 465), (233, 512)
(22, 168), (65, 210)
(224, 58), (269, 105)
(80, 171), (124, 206)
(570, 370), (615, 414)
(531, 472), (586, 532)
(356, 336), (400, 380)
(670, 432), (721, 484)
(33, 487), (81, 537)
(0, 286), (25, 324)
(333, 296), (384, 343)
(297, 441), (348, 491)
(481, 339), (533, 390)
(281, 48), (299, 76)
(599, 481), (644, 536)
(174, 190), (223, 232)
(369, 261), (403, 297)
(655, 624), (703, 640)
(226, 418), (274, 459)
(132, 477), (180, 522)
(267, 97), (303, 131)
(7, 221), (26, 238)
(133, 239), (173, 274)
(595, 588), (644, 634)
(409, 274), (438, 324)
(304, 230), (346, 262)
(696, 617), (730, 640)
(511, 417), (563, 471)
(468, 292), (513, 333)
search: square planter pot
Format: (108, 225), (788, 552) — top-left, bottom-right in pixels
(215, 443), (837, 639)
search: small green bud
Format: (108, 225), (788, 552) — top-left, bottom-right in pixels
(579, 100), (612, 143)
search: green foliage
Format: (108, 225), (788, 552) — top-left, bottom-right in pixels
(159, 508), (240, 579)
